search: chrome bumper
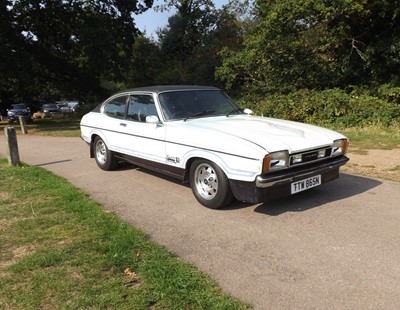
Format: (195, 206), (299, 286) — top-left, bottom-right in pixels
(256, 156), (349, 188)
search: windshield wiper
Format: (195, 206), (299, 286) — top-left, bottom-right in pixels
(226, 108), (243, 117)
(184, 109), (215, 121)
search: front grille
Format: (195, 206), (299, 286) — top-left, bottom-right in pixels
(289, 147), (332, 167)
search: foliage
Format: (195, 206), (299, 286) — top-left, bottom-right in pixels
(122, 35), (163, 88)
(217, 0), (400, 93)
(237, 85), (400, 128)
(0, 0), (153, 111)
(157, 0), (215, 59)
(1, 0), (400, 130)
(155, 0), (247, 86)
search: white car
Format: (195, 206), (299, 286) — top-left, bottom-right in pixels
(80, 86), (349, 209)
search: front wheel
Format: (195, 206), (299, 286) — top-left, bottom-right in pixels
(190, 159), (233, 209)
(93, 136), (118, 171)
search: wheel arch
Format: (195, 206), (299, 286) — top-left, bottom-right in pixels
(89, 131), (108, 158)
(182, 152), (230, 183)
(89, 134), (98, 158)
(183, 157), (201, 182)
(181, 150), (261, 183)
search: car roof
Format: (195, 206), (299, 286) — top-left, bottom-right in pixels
(115, 85), (220, 95)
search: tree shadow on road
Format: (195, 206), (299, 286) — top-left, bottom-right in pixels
(251, 173), (381, 216)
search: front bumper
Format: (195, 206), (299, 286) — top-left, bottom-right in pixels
(230, 156), (349, 204)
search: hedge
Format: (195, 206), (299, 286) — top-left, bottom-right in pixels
(236, 85), (400, 128)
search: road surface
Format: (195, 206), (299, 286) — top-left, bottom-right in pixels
(1, 135), (400, 309)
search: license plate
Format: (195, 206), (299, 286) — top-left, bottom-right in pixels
(291, 175), (321, 194)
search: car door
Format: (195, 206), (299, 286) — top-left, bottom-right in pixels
(117, 93), (166, 165)
(100, 94), (129, 151)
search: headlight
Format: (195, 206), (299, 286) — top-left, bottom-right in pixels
(332, 139), (349, 156)
(262, 151), (289, 173)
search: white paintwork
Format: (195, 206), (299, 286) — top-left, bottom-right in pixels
(80, 89), (347, 183)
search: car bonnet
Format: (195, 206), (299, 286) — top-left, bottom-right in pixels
(179, 115), (346, 154)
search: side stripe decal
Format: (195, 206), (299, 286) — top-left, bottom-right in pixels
(81, 124), (259, 161)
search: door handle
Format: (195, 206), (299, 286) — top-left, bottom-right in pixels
(120, 123), (126, 127)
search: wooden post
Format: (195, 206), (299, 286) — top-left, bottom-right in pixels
(18, 116), (28, 134)
(4, 127), (20, 166)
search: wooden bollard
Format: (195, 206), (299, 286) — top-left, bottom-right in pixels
(4, 127), (20, 166)
(18, 116), (28, 134)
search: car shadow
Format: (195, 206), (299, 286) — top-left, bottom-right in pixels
(113, 162), (185, 185)
(223, 173), (382, 213)
(250, 173), (381, 216)
(112, 164), (382, 215)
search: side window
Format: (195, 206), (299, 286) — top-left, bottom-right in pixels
(103, 95), (127, 119)
(127, 95), (157, 122)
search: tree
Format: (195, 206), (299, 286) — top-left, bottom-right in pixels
(217, 0), (400, 93)
(155, 0), (247, 86)
(0, 0), (153, 111)
(155, 0), (215, 84)
(123, 35), (163, 88)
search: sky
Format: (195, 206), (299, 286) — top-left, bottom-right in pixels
(134, 0), (231, 39)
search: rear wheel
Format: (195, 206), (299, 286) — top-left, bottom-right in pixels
(93, 136), (118, 170)
(190, 159), (233, 209)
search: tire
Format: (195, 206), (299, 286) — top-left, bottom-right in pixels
(190, 159), (233, 209)
(93, 136), (118, 171)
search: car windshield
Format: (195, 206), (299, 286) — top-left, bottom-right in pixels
(43, 104), (57, 108)
(158, 90), (240, 121)
(12, 104), (26, 109)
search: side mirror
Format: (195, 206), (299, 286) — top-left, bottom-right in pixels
(146, 115), (161, 124)
(243, 108), (253, 115)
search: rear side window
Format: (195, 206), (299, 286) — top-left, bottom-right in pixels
(103, 96), (127, 119)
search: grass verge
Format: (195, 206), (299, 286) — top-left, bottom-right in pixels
(0, 118), (81, 137)
(0, 159), (249, 309)
(1, 118), (400, 151)
(336, 125), (400, 150)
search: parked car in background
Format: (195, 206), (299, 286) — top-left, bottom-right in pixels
(80, 86), (349, 209)
(70, 101), (82, 113)
(41, 103), (61, 114)
(7, 104), (32, 123)
(58, 101), (81, 113)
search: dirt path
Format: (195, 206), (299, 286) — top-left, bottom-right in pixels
(343, 148), (400, 181)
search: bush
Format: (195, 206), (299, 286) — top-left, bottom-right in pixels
(235, 86), (400, 128)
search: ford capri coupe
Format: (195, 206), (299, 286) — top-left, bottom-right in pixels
(80, 86), (349, 209)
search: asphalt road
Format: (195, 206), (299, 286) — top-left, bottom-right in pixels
(1, 135), (400, 309)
